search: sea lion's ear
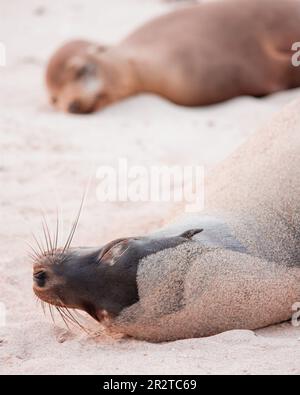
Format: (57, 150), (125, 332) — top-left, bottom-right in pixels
(179, 229), (203, 239)
(98, 238), (131, 265)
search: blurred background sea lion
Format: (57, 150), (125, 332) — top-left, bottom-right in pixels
(46, 0), (300, 114)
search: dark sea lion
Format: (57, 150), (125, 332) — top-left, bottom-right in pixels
(45, 0), (300, 113)
(33, 99), (300, 341)
(33, 230), (203, 321)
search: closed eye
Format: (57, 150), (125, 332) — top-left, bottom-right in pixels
(75, 65), (89, 79)
(74, 64), (96, 80)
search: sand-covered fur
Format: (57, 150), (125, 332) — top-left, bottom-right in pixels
(206, 98), (300, 265)
(113, 243), (300, 342)
(110, 99), (300, 341)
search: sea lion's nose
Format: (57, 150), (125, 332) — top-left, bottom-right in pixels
(68, 100), (81, 114)
(33, 270), (47, 288)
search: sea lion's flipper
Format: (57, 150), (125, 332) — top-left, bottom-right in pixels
(179, 229), (203, 240)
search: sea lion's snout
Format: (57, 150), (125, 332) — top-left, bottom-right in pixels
(68, 100), (81, 114)
(32, 247), (102, 311)
(32, 254), (66, 308)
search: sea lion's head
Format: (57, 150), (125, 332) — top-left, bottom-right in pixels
(46, 40), (114, 114)
(32, 230), (202, 323)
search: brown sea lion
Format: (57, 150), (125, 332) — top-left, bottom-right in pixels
(45, 0), (300, 114)
(32, 98), (300, 342)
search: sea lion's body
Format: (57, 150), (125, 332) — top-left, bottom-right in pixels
(109, 100), (300, 341)
(46, 0), (300, 113)
(113, 245), (299, 342)
(33, 99), (300, 341)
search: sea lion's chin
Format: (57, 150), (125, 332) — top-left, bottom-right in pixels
(33, 281), (75, 309)
(65, 99), (99, 115)
(33, 286), (64, 308)
(33, 286), (63, 307)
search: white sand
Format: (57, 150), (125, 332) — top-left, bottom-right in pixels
(0, 0), (300, 375)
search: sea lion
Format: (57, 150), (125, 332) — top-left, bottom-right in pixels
(45, 0), (300, 114)
(32, 98), (300, 342)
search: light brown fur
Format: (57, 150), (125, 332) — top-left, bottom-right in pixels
(46, 0), (300, 113)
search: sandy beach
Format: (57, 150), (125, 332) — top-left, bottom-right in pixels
(0, 0), (300, 375)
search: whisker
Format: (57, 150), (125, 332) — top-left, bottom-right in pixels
(62, 193), (86, 254)
(63, 211), (81, 253)
(62, 214), (77, 254)
(26, 241), (40, 259)
(17, 215), (46, 259)
(59, 307), (88, 334)
(41, 301), (46, 317)
(56, 297), (90, 334)
(64, 307), (89, 333)
(27, 250), (38, 262)
(35, 296), (40, 307)
(66, 307), (85, 321)
(42, 221), (51, 255)
(42, 214), (54, 254)
(56, 307), (70, 330)
(59, 308), (76, 328)
(31, 232), (45, 257)
(60, 306), (76, 322)
(54, 208), (59, 252)
(48, 304), (55, 324)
